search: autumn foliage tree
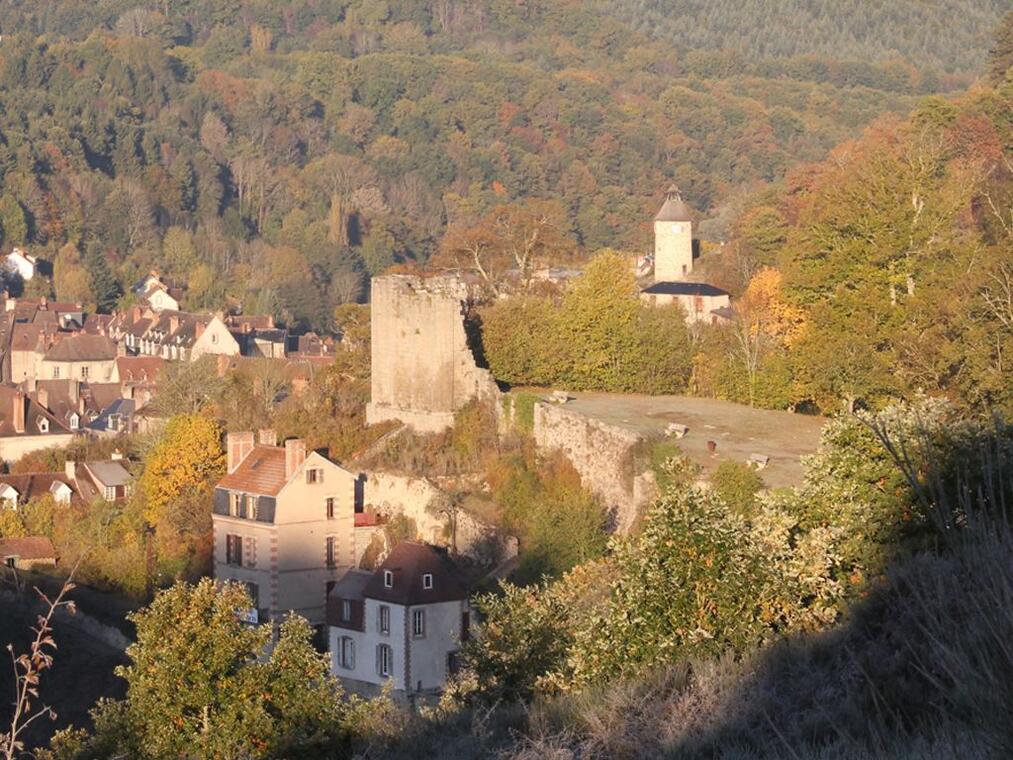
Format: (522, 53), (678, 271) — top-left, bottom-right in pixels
(436, 199), (575, 296)
(47, 580), (368, 759)
(138, 414), (225, 578)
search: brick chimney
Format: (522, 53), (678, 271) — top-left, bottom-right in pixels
(64, 459), (76, 481)
(258, 429), (277, 447)
(12, 391), (25, 434)
(285, 439), (306, 480)
(226, 431), (255, 474)
(36, 386), (48, 412)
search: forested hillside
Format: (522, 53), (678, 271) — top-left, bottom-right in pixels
(0, 0), (979, 332)
(600, 0), (1006, 75)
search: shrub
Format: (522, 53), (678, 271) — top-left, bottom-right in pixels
(711, 461), (764, 517)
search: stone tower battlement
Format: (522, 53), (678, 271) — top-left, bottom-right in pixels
(366, 274), (500, 433)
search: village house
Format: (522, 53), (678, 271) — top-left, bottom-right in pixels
(0, 457), (131, 510)
(33, 380), (130, 434)
(641, 185), (732, 324)
(38, 334), (119, 383)
(132, 271), (184, 312)
(0, 471), (80, 509)
(0, 536), (57, 570)
(212, 431), (371, 628)
(327, 542), (470, 699)
(3, 248), (39, 281)
(0, 386), (74, 462)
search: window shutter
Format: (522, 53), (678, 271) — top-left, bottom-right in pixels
(244, 537), (256, 568)
(375, 644), (381, 676)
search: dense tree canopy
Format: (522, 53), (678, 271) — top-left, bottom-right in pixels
(0, 0), (977, 332)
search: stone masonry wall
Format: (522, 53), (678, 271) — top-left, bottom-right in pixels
(366, 275), (499, 433)
(533, 401), (649, 533)
(363, 472), (513, 560)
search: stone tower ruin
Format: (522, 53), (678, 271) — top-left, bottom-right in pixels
(366, 274), (499, 434)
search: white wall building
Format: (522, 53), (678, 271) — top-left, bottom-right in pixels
(328, 542), (470, 700)
(4, 248), (38, 281)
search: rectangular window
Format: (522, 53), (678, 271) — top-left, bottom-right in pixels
(52, 367), (60, 379)
(306, 468), (322, 484)
(383, 570), (393, 588)
(422, 573), (433, 590)
(377, 644), (392, 677)
(412, 609), (425, 638)
(80, 366), (89, 379)
(243, 537), (256, 568)
(229, 493), (241, 517)
(447, 651), (460, 676)
(245, 495), (257, 520)
(341, 599), (352, 622)
(104, 486), (116, 500)
(245, 582), (259, 608)
(378, 605), (390, 635)
(225, 534), (242, 566)
(461, 612), (471, 642)
(340, 636), (355, 669)
(326, 536), (337, 568)
(326, 497), (335, 519)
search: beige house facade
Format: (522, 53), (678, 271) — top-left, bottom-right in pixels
(212, 430), (373, 627)
(190, 316), (241, 360)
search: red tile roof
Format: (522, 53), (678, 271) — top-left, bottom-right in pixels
(0, 536), (56, 560)
(116, 356), (164, 383)
(217, 445), (288, 496)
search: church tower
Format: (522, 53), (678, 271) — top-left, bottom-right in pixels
(653, 185), (693, 282)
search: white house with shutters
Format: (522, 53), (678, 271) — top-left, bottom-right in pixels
(327, 542), (471, 699)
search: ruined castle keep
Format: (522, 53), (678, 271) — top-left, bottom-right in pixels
(366, 275), (499, 434)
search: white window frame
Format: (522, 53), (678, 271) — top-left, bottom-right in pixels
(378, 604), (390, 635)
(412, 609), (425, 638)
(340, 636), (355, 669)
(422, 573), (433, 590)
(377, 644), (392, 678)
(341, 599), (352, 623)
(383, 570), (393, 588)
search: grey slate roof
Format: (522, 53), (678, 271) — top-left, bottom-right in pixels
(642, 281), (730, 297)
(654, 185), (694, 222)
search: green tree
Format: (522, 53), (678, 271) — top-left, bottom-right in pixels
(50, 580), (356, 759)
(988, 11), (1013, 84)
(568, 487), (769, 685)
(0, 192), (28, 246)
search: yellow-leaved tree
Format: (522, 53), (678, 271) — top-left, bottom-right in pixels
(139, 414), (225, 579)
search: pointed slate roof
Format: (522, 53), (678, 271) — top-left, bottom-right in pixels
(654, 185), (694, 222)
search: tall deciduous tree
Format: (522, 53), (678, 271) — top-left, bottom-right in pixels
(49, 580), (358, 759)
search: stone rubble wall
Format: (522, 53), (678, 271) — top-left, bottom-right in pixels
(533, 401), (650, 533)
(363, 472), (515, 562)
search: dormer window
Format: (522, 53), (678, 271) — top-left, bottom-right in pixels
(383, 570), (393, 588)
(423, 573), (433, 590)
(38, 418), (49, 433)
(69, 413), (79, 430)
